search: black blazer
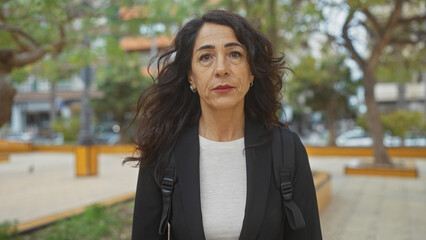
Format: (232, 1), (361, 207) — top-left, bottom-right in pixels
(132, 118), (322, 239)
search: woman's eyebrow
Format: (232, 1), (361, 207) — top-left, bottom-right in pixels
(196, 45), (214, 52)
(196, 42), (243, 52)
(224, 42), (243, 48)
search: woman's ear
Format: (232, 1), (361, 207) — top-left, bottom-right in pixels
(188, 72), (194, 86)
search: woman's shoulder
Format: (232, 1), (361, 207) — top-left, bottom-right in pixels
(273, 125), (308, 164)
(274, 125), (303, 144)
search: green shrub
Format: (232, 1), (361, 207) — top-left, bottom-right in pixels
(357, 111), (426, 139)
(44, 204), (109, 240)
(52, 116), (80, 143)
(0, 220), (17, 240)
(13, 201), (134, 240)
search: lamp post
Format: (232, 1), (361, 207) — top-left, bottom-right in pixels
(78, 36), (95, 146)
(75, 1), (97, 176)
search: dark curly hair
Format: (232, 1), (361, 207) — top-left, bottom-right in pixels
(124, 10), (287, 168)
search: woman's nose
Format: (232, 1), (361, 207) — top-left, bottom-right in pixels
(214, 55), (230, 78)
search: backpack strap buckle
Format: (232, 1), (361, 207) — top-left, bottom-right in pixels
(280, 181), (293, 201)
(161, 177), (174, 197)
(159, 167), (175, 235)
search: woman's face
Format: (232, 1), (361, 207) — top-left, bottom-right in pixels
(188, 23), (253, 112)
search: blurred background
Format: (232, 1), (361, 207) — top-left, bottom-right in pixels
(0, 0), (425, 150)
(0, 0), (425, 239)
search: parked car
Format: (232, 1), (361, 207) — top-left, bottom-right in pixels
(4, 131), (64, 145)
(95, 123), (121, 145)
(336, 127), (401, 147)
(403, 132), (426, 147)
(4, 132), (34, 143)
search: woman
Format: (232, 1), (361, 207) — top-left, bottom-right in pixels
(126, 10), (322, 240)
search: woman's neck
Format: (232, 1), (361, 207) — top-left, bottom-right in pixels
(198, 107), (245, 142)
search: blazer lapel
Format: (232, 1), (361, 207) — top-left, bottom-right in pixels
(173, 123), (206, 239)
(173, 118), (272, 240)
(239, 118), (272, 239)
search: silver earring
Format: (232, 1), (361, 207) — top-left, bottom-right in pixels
(250, 82), (254, 87)
(190, 85), (197, 93)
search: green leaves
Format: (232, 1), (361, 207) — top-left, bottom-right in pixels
(287, 52), (358, 120)
(0, 220), (17, 240)
(91, 51), (150, 138)
(357, 111), (426, 139)
(52, 113), (81, 143)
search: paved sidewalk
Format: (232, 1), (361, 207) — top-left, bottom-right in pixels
(311, 157), (426, 240)
(0, 152), (425, 240)
(0, 152), (139, 224)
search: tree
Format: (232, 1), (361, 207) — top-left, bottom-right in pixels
(0, 0), (98, 128)
(358, 110), (426, 146)
(288, 53), (358, 145)
(91, 37), (151, 143)
(219, 0), (323, 53)
(322, 0), (425, 164)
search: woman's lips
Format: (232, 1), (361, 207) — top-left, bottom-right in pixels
(213, 84), (234, 93)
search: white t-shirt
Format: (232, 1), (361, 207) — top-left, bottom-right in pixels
(199, 135), (247, 240)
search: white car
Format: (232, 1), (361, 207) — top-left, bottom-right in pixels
(336, 127), (401, 147)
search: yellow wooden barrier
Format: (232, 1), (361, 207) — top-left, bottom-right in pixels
(33, 145), (75, 152)
(0, 153), (8, 162)
(75, 146), (98, 176)
(0, 139), (32, 153)
(345, 162), (418, 178)
(313, 171), (332, 213)
(0, 139), (33, 163)
(93, 144), (136, 154)
(2, 142), (424, 177)
(306, 146), (426, 158)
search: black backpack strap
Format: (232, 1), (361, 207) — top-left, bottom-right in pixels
(272, 126), (306, 230)
(158, 155), (176, 235)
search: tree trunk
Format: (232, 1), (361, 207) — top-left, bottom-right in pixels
(397, 82), (405, 109)
(49, 80), (57, 140)
(78, 65), (94, 145)
(0, 72), (16, 128)
(363, 67), (391, 165)
(422, 72), (426, 119)
(326, 101), (337, 146)
(267, 0), (278, 49)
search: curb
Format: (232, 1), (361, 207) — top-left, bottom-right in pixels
(15, 192), (135, 234)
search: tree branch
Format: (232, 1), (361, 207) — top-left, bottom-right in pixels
(362, 8), (382, 39)
(52, 23), (66, 54)
(326, 33), (345, 47)
(342, 9), (365, 68)
(398, 15), (426, 25)
(369, 0), (403, 69)
(12, 48), (46, 67)
(0, 7), (29, 50)
(0, 24), (40, 48)
(389, 38), (423, 45)
(360, 21), (378, 40)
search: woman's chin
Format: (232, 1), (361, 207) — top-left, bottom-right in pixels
(204, 100), (244, 112)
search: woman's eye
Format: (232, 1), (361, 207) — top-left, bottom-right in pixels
(229, 51), (242, 58)
(200, 54), (212, 62)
